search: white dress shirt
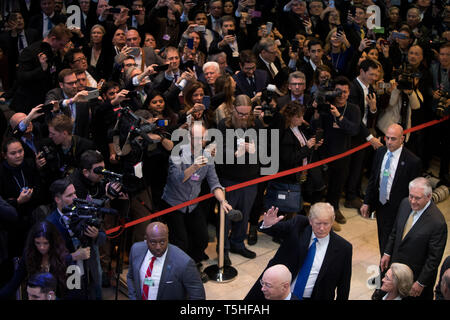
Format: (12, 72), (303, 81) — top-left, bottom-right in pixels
(411, 200), (431, 227)
(291, 233), (330, 298)
(259, 54), (278, 77)
(139, 248), (167, 300)
(356, 77), (370, 125)
(379, 146), (403, 201)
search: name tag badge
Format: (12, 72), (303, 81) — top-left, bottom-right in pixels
(278, 194), (286, 200)
(144, 278), (154, 286)
(163, 34), (171, 41)
(191, 173), (200, 181)
(383, 169), (390, 177)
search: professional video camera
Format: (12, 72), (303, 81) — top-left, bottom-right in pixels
(62, 198), (117, 246)
(313, 87), (343, 115)
(117, 107), (170, 147)
(93, 166), (143, 196)
(392, 65), (421, 91)
(258, 87), (278, 123)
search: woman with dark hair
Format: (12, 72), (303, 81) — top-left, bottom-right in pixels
(317, 7), (341, 42)
(213, 74), (236, 126)
(0, 221), (88, 299)
(144, 90), (179, 131)
(179, 81), (212, 128)
(0, 137), (43, 258)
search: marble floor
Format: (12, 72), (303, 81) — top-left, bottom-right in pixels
(105, 189), (450, 301)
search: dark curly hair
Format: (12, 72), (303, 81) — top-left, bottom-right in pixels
(25, 221), (69, 296)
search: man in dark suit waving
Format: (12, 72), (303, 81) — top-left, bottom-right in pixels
(380, 177), (448, 300)
(127, 222), (205, 300)
(245, 202), (352, 300)
(360, 124), (421, 256)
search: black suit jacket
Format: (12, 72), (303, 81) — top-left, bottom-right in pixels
(276, 93), (312, 110)
(385, 199), (447, 289)
(364, 146), (421, 211)
(256, 55), (283, 85)
(45, 87), (91, 138)
(245, 215), (352, 300)
(28, 12), (67, 40)
(348, 78), (377, 142)
(0, 28), (40, 88)
(233, 69), (269, 98)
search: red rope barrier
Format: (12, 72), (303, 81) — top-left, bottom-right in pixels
(105, 115), (449, 235)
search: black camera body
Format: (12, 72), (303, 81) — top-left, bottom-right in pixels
(62, 198), (112, 246)
(39, 144), (57, 162)
(314, 87), (343, 114)
(393, 66), (421, 91)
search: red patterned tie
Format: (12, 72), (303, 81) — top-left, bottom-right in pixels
(142, 256), (156, 300)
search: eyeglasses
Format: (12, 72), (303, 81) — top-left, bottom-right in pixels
(234, 107), (251, 117)
(290, 82), (305, 87)
(125, 63), (138, 67)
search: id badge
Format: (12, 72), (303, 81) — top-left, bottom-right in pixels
(144, 278), (154, 286)
(191, 173), (200, 181)
(383, 169), (389, 177)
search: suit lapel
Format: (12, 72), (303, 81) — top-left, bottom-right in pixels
(157, 246), (173, 300)
(391, 148), (407, 189)
(402, 202), (432, 241)
(137, 243), (148, 297)
(314, 232), (336, 293)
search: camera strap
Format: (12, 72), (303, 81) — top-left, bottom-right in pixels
(112, 117), (133, 156)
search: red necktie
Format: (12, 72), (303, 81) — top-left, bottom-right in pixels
(142, 256), (156, 300)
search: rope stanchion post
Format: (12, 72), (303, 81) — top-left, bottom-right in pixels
(204, 193), (237, 282)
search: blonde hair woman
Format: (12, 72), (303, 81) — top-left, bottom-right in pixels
(381, 263), (414, 300)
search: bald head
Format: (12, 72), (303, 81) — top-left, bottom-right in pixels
(385, 123), (404, 152)
(9, 113), (27, 128)
(261, 264), (292, 300)
(145, 222), (169, 257)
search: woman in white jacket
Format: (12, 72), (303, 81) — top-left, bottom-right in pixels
(377, 79), (423, 142)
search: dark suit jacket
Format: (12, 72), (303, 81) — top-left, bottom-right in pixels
(348, 78), (377, 142)
(276, 93), (312, 110)
(384, 199), (447, 290)
(45, 87), (91, 138)
(256, 55), (283, 85)
(127, 242), (205, 300)
(245, 215), (352, 300)
(364, 146), (422, 211)
(10, 40), (57, 113)
(233, 69), (269, 98)
(0, 28), (40, 85)
(28, 12), (67, 40)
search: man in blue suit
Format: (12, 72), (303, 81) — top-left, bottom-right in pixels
(127, 222), (205, 300)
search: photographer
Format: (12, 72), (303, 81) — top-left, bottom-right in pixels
(69, 150), (128, 288)
(310, 76), (360, 225)
(45, 68), (94, 139)
(46, 178), (106, 300)
(38, 114), (95, 184)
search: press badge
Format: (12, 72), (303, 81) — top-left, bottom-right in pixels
(134, 162), (143, 178)
(278, 194), (286, 200)
(144, 278), (155, 286)
(191, 173), (200, 181)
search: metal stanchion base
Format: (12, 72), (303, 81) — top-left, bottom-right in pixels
(204, 265), (238, 283)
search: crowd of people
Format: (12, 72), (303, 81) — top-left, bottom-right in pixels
(0, 0), (449, 301)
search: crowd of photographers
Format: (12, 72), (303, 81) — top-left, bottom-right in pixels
(0, 0), (449, 300)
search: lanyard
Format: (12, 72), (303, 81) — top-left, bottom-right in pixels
(12, 169), (27, 191)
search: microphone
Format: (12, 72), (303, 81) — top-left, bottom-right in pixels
(227, 209), (243, 222)
(93, 167), (123, 179)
